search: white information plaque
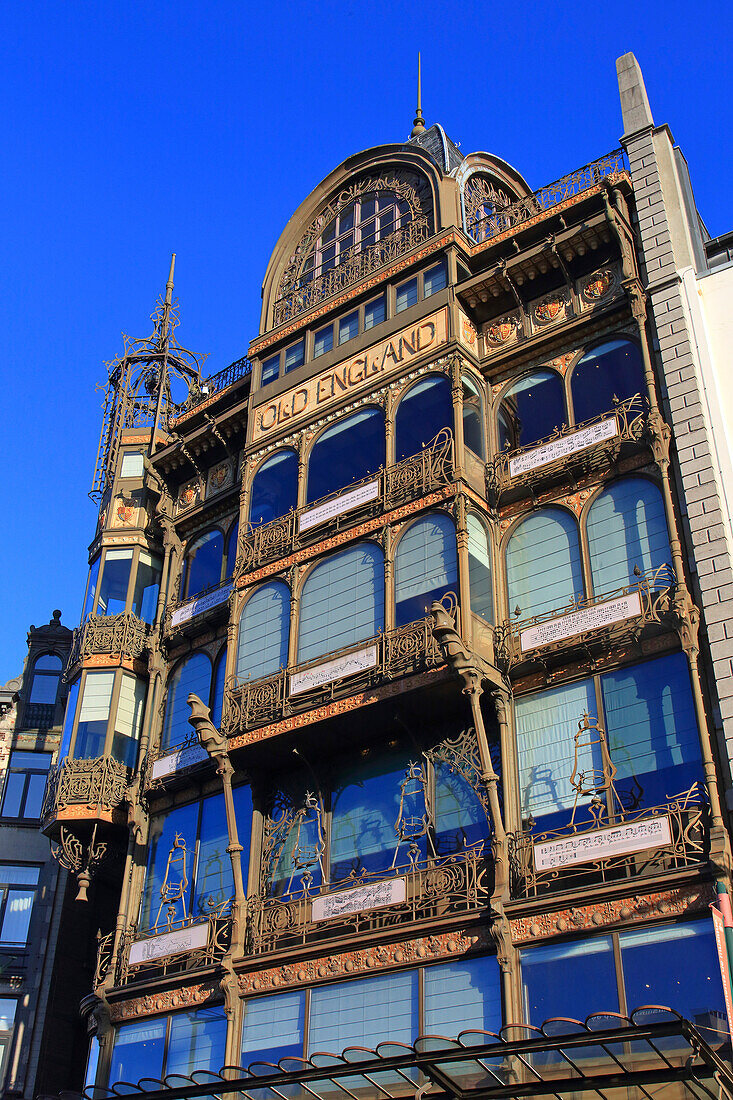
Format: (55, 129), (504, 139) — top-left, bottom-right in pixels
(290, 645), (378, 696)
(299, 480), (380, 534)
(312, 878), (407, 922)
(520, 591), (642, 653)
(509, 417), (618, 478)
(129, 921), (209, 966)
(533, 816), (672, 871)
(151, 742), (209, 781)
(171, 582), (233, 629)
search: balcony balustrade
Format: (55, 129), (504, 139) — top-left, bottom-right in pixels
(236, 431), (454, 580)
(494, 565), (676, 675)
(508, 783), (709, 900)
(487, 395), (648, 507)
(273, 216), (430, 327)
(66, 612), (151, 679)
(468, 150), (627, 245)
(41, 755), (130, 834)
(223, 617), (444, 739)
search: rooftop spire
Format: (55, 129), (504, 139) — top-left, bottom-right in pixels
(410, 52), (425, 137)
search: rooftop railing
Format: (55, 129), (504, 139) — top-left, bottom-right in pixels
(171, 355), (252, 421)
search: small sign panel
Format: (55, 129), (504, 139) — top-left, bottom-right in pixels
(509, 417), (618, 478)
(150, 742), (209, 780)
(520, 591), (642, 653)
(289, 645), (378, 696)
(128, 921), (209, 966)
(171, 582), (233, 629)
(299, 480), (380, 534)
(312, 878), (407, 922)
(533, 816), (672, 871)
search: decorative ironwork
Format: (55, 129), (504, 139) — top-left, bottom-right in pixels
(41, 756), (130, 824)
(111, 907), (232, 988)
(425, 727), (492, 821)
(274, 216), (430, 326)
(468, 149), (627, 244)
(236, 431), (454, 578)
(94, 929), (115, 988)
(153, 833), (190, 931)
(247, 843), (490, 957)
(176, 355), (252, 416)
(22, 702), (56, 729)
(65, 612), (150, 679)
(463, 174), (513, 237)
(487, 394), (647, 505)
(568, 712), (623, 825)
(223, 617), (443, 738)
(51, 823), (108, 902)
(509, 783), (709, 898)
(494, 564), (676, 673)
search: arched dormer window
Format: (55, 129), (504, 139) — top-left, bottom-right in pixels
(463, 174), (515, 243)
(300, 192), (413, 287)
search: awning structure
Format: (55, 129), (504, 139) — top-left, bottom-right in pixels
(75, 1010), (732, 1100)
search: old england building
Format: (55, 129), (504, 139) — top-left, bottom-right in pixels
(39, 53), (733, 1100)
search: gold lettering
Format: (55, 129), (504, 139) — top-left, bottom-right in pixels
(400, 329), (417, 356)
(317, 377), (333, 403)
(332, 365), (349, 393)
(293, 388), (308, 415)
(366, 355), (381, 377)
(260, 404), (277, 431)
(347, 358), (366, 385)
(417, 321), (436, 350)
(381, 341), (402, 368)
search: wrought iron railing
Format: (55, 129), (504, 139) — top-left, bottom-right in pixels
(494, 565), (676, 672)
(99, 907), (231, 988)
(65, 612), (151, 679)
(468, 150), (627, 244)
(223, 617), (444, 738)
(236, 430), (454, 579)
(247, 843), (490, 956)
(508, 784), (709, 898)
(41, 756), (130, 825)
(180, 355), (252, 414)
(487, 395), (647, 505)
(273, 216), (431, 326)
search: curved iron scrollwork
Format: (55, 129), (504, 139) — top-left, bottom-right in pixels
(51, 823), (109, 902)
(42, 756), (130, 824)
(65, 613), (150, 680)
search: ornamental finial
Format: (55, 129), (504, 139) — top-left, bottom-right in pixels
(410, 52), (426, 137)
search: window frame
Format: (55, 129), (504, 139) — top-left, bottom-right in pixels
(0, 864), (40, 948)
(0, 752), (53, 821)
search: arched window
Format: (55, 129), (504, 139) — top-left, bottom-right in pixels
(571, 339), (646, 424)
(307, 410), (385, 504)
(249, 450), (298, 528)
(463, 174), (514, 243)
(395, 514), (457, 627)
(29, 654), (62, 707)
(498, 371), (565, 452)
(211, 648), (227, 728)
(298, 543), (385, 664)
(299, 192), (413, 286)
(506, 508), (583, 621)
(180, 531), (224, 601)
(237, 582), (290, 682)
(394, 375), (452, 463)
(225, 522), (239, 578)
(434, 762), (491, 854)
(587, 478), (671, 595)
(467, 515), (493, 622)
(162, 653), (213, 750)
(462, 375), (485, 458)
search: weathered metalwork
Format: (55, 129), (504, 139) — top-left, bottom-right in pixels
(65, 612), (150, 679)
(509, 783), (709, 898)
(177, 355), (252, 415)
(487, 394), (648, 505)
(467, 149), (627, 244)
(274, 216), (430, 326)
(247, 843), (490, 956)
(236, 431), (454, 578)
(42, 755), (130, 824)
(109, 907), (232, 988)
(51, 823), (109, 902)
(223, 616), (444, 738)
(494, 564), (677, 673)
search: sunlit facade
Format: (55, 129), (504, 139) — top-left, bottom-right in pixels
(41, 53), (733, 1099)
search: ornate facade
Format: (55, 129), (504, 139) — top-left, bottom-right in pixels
(42, 54), (733, 1100)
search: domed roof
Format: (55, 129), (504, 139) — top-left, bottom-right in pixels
(405, 122), (464, 175)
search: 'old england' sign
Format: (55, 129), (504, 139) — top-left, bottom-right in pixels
(253, 307), (449, 442)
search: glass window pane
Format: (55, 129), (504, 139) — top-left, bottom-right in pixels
(82, 557), (101, 621)
(601, 653), (703, 809)
(132, 552), (161, 623)
(309, 971), (418, 1052)
(112, 674), (146, 768)
(307, 409), (385, 503)
(313, 325), (334, 358)
(0, 776), (24, 819)
(241, 991), (305, 1065)
(269, 789), (324, 898)
(167, 1006), (227, 1075)
(298, 543), (384, 664)
(261, 353), (280, 385)
(184, 531), (223, 599)
(284, 340), (305, 373)
(396, 277), (418, 313)
(97, 549), (134, 616)
(120, 452), (144, 478)
(211, 649), (227, 728)
(424, 261), (448, 298)
(8, 751), (52, 771)
(23, 774), (47, 819)
(395, 375), (452, 463)
(140, 803), (199, 931)
(109, 1018), (166, 1085)
(364, 296), (386, 331)
(30, 656), (62, 704)
(587, 478), (671, 596)
(0, 866), (39, 886)
(571, 340), (646, 424)
(75, 671), (115, 759)
(162, 654), (212, 751)
(339, 311), (359, 344)
(434, 763), (490, 854)
(506, 507), (584, 621)
(237, 583), (290, 682)
(193, 793), (232, 919)
(424, 956), (502, 1034)
(249, 449), (298, 528)
(395, 514), (457, 627)
(498, 371), (565, 451)
(225, 523), (239, 579)
(521, 936), (618, 1027)
(1, 888), (35, 944)
(467, 516), (493, 622)
(59, 680), (79, 758)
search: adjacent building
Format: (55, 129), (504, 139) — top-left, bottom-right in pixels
(41, 53), (733, 1099)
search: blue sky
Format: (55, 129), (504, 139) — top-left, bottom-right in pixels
(1, 0), (730, 681)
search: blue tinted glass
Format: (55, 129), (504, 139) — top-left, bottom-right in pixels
(587, 478), (671, 596)
(109, 1018), (166, 1085)
(241, 991), (305, 1066)
(424, 261), (447, 298)
(237, 583), (289, 681)
(225, 522), (239, 578)
(74, 721), (107, 760)
(364, 296), (386, 330)
(211, 649), (227, 728)
(506, 507), (584, 621)
(284, 340), (305, 373)
(59, 681), (79, 758)
(395, 514), (457, 627)
(309, 971), (418, 1052)
(498, 371), (565, 451)
(307, 409), (385, 503)
(97, 552), (133, 616)
(434, 762), (490, 854)
(395, 375), (452, 463)
(261, 354), (280, 385)
(270, 794), (324, 898)
(184, 531), (223, 599)
(571, 339), (645, 424)
(140, 802), (199, 930)
(396, 278), (418, 313)
(194, 793), (231, 918)
(167, 1006), (227, 1075)
(162, 654), (212, 750)
(132, 555), (161, 623)
(521, 936), (618, 1026)
(424, 956), (502, 1033)
(339, 311), (359, 343)
(82, 557), (100, 621)
(297, 542), (384, 664)
(249, 450), (298, 527)
(313, 325), (333, 358)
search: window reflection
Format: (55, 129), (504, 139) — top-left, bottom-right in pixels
(571, 339), (645, 424)
(498, 370), (565, 452)
(395, 514), (457, 627)
(307, 409), (385, 503)
(97, 550), (133, 616)
(181, 531), (224, 600)
(249, 449), (298, 527)
(395, 375), (452, 463)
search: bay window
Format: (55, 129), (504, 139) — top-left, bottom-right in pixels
(108, 1006), (227, 1084)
